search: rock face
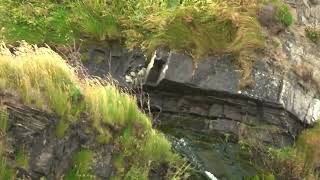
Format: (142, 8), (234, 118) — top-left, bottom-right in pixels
(83, 42), (319, 147)
(2, 95), (114, 180)
(139, 52), (303, 147)
(144, 50), (320, 125)
(292, 0), (320, 25)
(84, 47), (145, 86)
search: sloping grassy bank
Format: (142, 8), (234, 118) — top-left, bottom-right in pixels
(0, 42), (186, 179)
(0, 0), (294, 87)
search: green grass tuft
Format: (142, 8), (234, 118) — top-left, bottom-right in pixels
(55, 120), (70, 138)
(16, 149), (29, 170)
(0, 109), (16, 180)
(0, 109), (8, 133)
(275, 3), (293, 27)
(0, 156), (15, 180)
(65, 149), (95, 180)
(72, 0), (120, 41)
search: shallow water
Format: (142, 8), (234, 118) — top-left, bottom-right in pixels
(163, 128), (259, 180)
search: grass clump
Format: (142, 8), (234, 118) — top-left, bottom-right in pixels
(72, 0), (120, 41)
(275, 3), (293, 27)
(15, 149), (29, 170)
(0, 109), (16, 180)
(306, 26), (320, 44)
(0, 43), (184, 179)
(55, 120), (71, 138)
(65, 149), (95, 180)
(260, 0), (294, 27)
(123, 0), (265, 60)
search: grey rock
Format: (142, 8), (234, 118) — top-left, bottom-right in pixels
(85, 47), (146, 86)
(4, 104), (114, 180)
(144, 49), (320, 125)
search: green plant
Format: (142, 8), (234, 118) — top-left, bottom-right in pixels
(16, 149), (29, 170)
(275, 3), (293, 27)
(244, 174), (275, 180)
(259, 0), (294, 27)
(306, 26), (320, 44)
(242, 123), (320, 180)
(96, 133), (112, 144)
(0, 109), (15, 180)
(65, 149), (95, 180)
(0, 156), (15, 180)
(55, 120), (70, 138)
(0, 109), (8, 133)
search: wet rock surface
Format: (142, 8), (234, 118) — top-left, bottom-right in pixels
(167, 129), (258, 180)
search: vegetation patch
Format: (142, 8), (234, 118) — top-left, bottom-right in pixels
(306, 26), (320, 44)
(0, 1), (264, 59)
(65, 149), (95, 180)
(0, 43), (186, 179)
(275, 3), (293, 27)
(0, 109), (15, 180)
(0, 0), (275, 87)
(259, 0), (294, 27)
(240, 123), (320, 180)
(15, 149), (29, 170)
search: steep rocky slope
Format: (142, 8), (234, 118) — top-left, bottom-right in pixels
(1, 0), (320, 179)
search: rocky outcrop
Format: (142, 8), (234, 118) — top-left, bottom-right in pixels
(143, 50), (320, 126)
(2, 97), (114, 180)
(141, 51), (305, 147)
(82, 46), (314, 148)
(290, 0), (320, 25)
